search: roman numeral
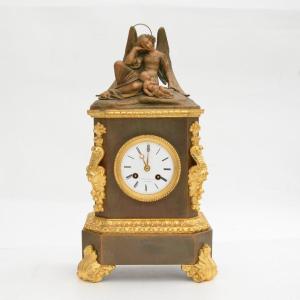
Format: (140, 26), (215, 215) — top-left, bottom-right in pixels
(136, 147), (142, 154)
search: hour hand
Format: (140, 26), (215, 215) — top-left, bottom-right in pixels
(137, 148), (150, 172)
(139, 153), (147, 167)
(137, 147), (146, 165)
(126, 173), (138, 179)
(155, 174), (167, 182)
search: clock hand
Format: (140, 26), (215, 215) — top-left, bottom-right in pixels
(139, 153), (147, 166)
(146, 144), (150, 166)
(139, 153), (150, 172)
(160, 176), (167, 182)
(126, 173), (138, 179)
(155, 174), (167, 182)
(137, 146), (147, 165)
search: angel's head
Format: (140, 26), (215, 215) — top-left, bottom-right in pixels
(136, 34), (156, 51)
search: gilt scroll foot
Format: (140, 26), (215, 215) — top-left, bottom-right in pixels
(77, 245), (115, 283)
(181, 244), (217, 283)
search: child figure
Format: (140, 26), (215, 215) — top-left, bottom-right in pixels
(139, 71), (173, 99)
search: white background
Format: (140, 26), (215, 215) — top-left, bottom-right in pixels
(0, 1), (300, 299)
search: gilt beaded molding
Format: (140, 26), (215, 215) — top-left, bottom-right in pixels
(87, 108), (203, 119)
(83, 212), (210, 234)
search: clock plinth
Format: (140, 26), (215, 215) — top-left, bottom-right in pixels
(81, 212), (212, 266)
(77, 98), (217, 282)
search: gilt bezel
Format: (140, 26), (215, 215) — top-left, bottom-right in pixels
(114, 135), (181, 202)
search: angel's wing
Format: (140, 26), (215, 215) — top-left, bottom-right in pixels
(108, 26), (138, 89)
(156, 27), (169, 85)
(123, 26), (138, 60)
(156, 27), (186, 95)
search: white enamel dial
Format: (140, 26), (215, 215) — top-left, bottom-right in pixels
(114, 135), (181, 202)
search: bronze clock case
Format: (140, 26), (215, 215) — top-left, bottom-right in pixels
(94, 114), (198, 219)
(78, 25), (217, 283)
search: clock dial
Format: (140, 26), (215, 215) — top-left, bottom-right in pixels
(114, 135), (181, 202)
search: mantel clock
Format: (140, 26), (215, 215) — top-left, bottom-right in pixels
(77, 24), (217, 283)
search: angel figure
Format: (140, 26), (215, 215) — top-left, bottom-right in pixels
(98, 25), (187, 100)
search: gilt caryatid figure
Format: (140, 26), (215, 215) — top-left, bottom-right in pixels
(99, 25), (187, 101)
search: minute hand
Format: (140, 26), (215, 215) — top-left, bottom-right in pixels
(140, 153), (150, 172)
(146, 144), (150, 166)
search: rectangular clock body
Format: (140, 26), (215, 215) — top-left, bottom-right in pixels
(96, 115), (198, 219)
(80, 99), (214, 268)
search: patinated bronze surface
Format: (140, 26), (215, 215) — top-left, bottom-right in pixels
(82, 229), (212, 265)
(95, 116), (198, 218)
(98, 26), (187, 101)
(90, 97), (198, 110)
(78, 25), (217, 283)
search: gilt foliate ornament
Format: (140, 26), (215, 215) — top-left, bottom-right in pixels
(78, 25), (216, 283)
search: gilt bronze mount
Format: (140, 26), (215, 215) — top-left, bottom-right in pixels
(78, 25), (217, 283)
